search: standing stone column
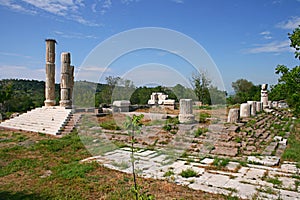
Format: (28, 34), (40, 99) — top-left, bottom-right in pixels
(59, 52), (71, 108)
(261, 84), (268, 109)
(179, 99), (194, 123)
(240, 103), (250, 118)
(44, 39), (56, 107)
(247, 101), (256, 116)
(69, 65), (74, 105)
(256, 101), (262, 112)
(227, 108), (240, 123)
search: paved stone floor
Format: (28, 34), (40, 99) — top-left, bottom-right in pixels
(82, 147), (300, 200)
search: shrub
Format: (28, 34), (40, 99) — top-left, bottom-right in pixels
(199, 113), (211, 123)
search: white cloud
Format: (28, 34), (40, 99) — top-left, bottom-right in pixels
(260, 31), (272, 40)
(0, 51), (32, 59)
(276, 16), (300, 30)
(54, 30), (98, 39)
(0, 65), (45, 80)
(0, 0), (36, 14)
(100, 0), (112, 15)
(170, 0), (184, 3)
(245, 40), (292, 54)
(0, 0), (99, 26)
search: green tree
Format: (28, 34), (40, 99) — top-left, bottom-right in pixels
(269, 25), (300, 116)
(191, 72), (211, 104)
(289, 25), (300, 60)
(229, 79), (260, 104)
(274, 65), (300, 115)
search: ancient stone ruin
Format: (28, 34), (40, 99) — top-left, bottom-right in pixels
(261, 84), (268, 109)
(0, 39), (77, 136)
(148, 92), (175, 109)
(178, 99), (194, 123)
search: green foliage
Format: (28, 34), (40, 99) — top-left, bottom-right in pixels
(0, 79), (57, 116)
(163, 117), (179, 134)
(273, 65), (300, 116)
(191, 72), (212, 105)
(282, 134), (300, 162)
(269, 26), (300, 116)
(199, 112), (211, 123)
(289, 25), (300, 60)
(180, 168), (197, 178)
(228, 79), (260, 104)
(123, 114), (144, 200)
(194, 127), (208, 137)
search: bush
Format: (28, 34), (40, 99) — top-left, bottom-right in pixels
(199, 113), (211, 123)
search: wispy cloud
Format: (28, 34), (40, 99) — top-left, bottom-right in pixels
(260, 31), (272, 40)
(245, 40), (291, 54)
(276, 16), (300, 30)
(0, 0), (99, 26)
(170, 0), (184, 3)
(0, 0), (36, 14)
(0, 51), (32, 59)
(54, 31), (98, 39)
(0, 65), (45, 80)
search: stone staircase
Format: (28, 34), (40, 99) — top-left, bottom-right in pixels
(0, 106), (75, 136)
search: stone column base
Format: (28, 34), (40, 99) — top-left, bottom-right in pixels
(59, 100), (72, 108)
(44, 100), (56, 107)
(179, 114), (195, 123)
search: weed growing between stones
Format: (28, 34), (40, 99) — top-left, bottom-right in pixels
(180, 168), (198, 178)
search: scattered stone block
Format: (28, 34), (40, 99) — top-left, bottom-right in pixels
(200, 158), (214, 165)
(240, 103), (250, 118)
(112, 100), (130, 112)
(211, 146), (238, 157)
(274, 136), (283, 141)
(227, 108), (240, 123)
(225, 162), (240, 171)
(247, 101), (257, 116)
(247, 156), (280, 166)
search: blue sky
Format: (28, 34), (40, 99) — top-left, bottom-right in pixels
(0, 0), (299, 92)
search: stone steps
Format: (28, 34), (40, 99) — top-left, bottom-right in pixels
(0, 106), (73, 136)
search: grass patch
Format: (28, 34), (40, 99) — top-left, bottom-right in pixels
(52, 161), (97, 179)
(100, 120), (121, 130)
(194, 127), (208, 137)
(198, 105), (212, 110)
(180, 168), (198, 178)
(266, 177), (282, 186)
(282, 134), (300, 162)
(212, 157), (230, 169)
(163, 170), (175, 177)
(0, 158), (39, 177)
